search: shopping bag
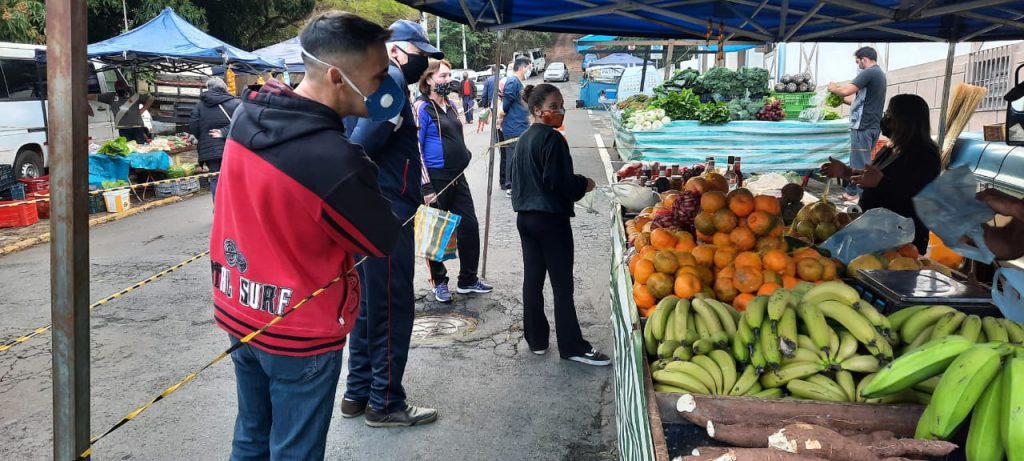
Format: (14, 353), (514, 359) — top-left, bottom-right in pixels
(912, 166), (996, 264)
(819, 207), (915, 264)
(992, 268), (1024, 322)
(414, 205), (461, 262)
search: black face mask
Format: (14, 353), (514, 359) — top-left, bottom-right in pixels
(880, 115), (893, 137)
(432, 81), (457, 95)
(398, 49), (429, 83)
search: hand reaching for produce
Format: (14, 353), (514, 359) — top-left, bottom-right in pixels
(976, 188), (1024, 221)
(974, 188), (1024, 260)
(850, 164), (882, 188)
(820, 157), (852, 180)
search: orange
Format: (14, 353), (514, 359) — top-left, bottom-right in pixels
(675, 251), (698, 267)
(714, 277), (739, 303)
(762, 271), (783, 286)
(701, 191), (728, 212)
(756, 237), (785, 253)
(696, 266), (715, 286)
(898, 243), (921, 259)
(639, 305), (656, 318)
(763, 249), (790, 273)
(733, 267), (764, 294)
(784, 259), (797, 277)
(717, 265), (736, 281)
(821, 259), (838, 281)
(769, 216), (785, 238)
(634, 259), (656, 284)
(661, 191), (680, 209)
(692, 245), (717, 267)
(734, 251), (762, 271)
(728, 189), (755, 217)
(676, 265), (701, 279)
(747, 211), (774, 236)
(685, 176), (709, 193)
(712, 232), (732, 248)
(714, 246), (739, 270)
(792, 247), (821, 263)
(654, 250), (680, 274)
(758, 283), (782, 296)
(797, 258), (824, 282)
(674, 273), (702, 298)
(647, 273), (675, 299)
(673, 230), (696, 245)
(628, 254), (642, 276)
(633, 284), (657, 309)
(694, 212), (717, 236)
(633, 232), (650, 249)
(641, 246), (657, 262)
(675, 238), (697, 253)
(696, 229), (714, 243)
(782, 275), (801, 289)
(733, 293), (756, 312)
(704, 172), (729, 193)
(713, 209), (739, 233)
(754, 195), (782, 215)
(729, 227), (757, 251)
(650, 228), (678, 250)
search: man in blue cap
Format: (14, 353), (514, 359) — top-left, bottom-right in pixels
(341, 19), (445, 427)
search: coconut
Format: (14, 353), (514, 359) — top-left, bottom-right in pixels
(781, 183), (804, 205)
(808, 201), (837, 224)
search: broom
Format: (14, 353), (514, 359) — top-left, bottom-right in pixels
(940, 83), (988, 168)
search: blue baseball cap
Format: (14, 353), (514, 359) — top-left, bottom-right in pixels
(388, 20), (444, 59)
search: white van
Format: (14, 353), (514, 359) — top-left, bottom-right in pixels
(0, 42), (118, 178)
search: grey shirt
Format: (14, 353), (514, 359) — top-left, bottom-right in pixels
(98, 92), (152, 129)
(850, 65), (886, 131)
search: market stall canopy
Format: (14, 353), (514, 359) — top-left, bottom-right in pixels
(576, 35), (619, 53)
(37, 7), (284, 72)
(590, 53), (647, 67)
(401, 0), (1024, 43)
(252, 37), (304, 73)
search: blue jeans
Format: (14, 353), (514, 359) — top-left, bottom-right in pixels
(204, 159), (221, 203)
(345, 220), (416, 413)
(847, 127), (880, 196)
(229, 337), (344, 461)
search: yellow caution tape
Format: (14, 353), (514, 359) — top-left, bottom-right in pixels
(0, 173), (220, 208)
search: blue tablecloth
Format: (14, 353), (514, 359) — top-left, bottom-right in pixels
(87, 151), (171, 188)
(126, 151), (172, 170)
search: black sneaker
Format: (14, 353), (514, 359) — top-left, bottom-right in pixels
(566, 348), (611, 366)
(456, 279), (493, 294)
(340, 398), (366, 418)
(364, 404), (438, 427)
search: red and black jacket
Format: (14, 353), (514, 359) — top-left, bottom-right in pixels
(210, 80), (401, 357)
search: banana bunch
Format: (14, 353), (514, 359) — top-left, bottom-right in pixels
(644, 295), (740, 363)
(888, 305), (1024, 351)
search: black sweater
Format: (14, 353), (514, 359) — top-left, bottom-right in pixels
(511, 123), (588, 216)
(859, 143), (941, 254)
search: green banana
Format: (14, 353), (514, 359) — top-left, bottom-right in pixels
(710, 331), (731, 349)
(978, 330), (989, 344)
(672, 298), (691, 342)
(835, 331), (860, 364)
(732, 327), (751, 363)
(658, 340), (681, 359)
(665, 360), (718, 394)
(650, 359), (668, 372)
(673, 346), (693, 361)
(784, 348), (824, 366)
(789, 281), (816, 304)
(912, 375), (941, 394)
(835, 370), (856, 402)
(806, 374), (850, 402)
(778, 307), (798, 358)
(707, 298), (741, 323)
(760, 361), (825, 389)
(699, 298), (736, 338)
(827, 328), (841, 362)
(865, 388), (919, 404)
(652, 370), (711, 394)
(767, 289), (792, 322)
(928, 344), (1008, 439)
(1002, 356), (1024, 458)
(788, 379), (845, 401)
(916, 403), (937, 440)
(797, 334), (818, 352)
(1001, 318), (1024, 344)
(744, 295), (768, 333)
(856, 373), (876, 402)
(840, 355), (881, 373)
(692, 354), (724, 394)
(861, 335), (975, 398)
(729, 365), (759, 396)
(708, 299), (740, 334)
(653, 384), (689, 393)
(854, 299), (892, 334)
(959, 315), (983, 343)
(643, 319), (658, 356)
(650, 296), (678, 340)
(745, 381), (763, 396)
(915, 390), (932, 405)
(966, 368), (1004, 461)
(749, 337), (767, 374)
(887, 305), (928, 331)
(694, 312), (711, 339)
(692, 298), (725, 338)
(816, 299), (878, 346)
(801, 281), (860, 305)
(752, 387), (784, 399)
(797, 302), (831, 353)
(761, 318), (782, 371)
(664, 310), (680, 342)
(866, 331), (895, 362)
(982, 316), (1010, 343)
(930, 311), (967, 342)
(901, 305), (956, 345)
(709, 350), (737, 396)
(906, 325), (937, 351)
(691, 338), (715, 355)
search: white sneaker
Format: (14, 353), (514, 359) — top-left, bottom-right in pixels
(505, 189), (512, 198)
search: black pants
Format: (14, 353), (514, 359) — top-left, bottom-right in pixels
(118, 127), (148, 144)
(517, 211), (591, 358)
(202, 159), (221, 203)
(427, 177), (480, 287)
(498, 130), (516, 190)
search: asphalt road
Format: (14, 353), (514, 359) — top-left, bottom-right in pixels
(0, 77), (621, 460)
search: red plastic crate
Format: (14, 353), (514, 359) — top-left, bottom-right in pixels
(18, 175), (49, 193)
(0, 200), (39, 227)
(27, 190), (49, 219)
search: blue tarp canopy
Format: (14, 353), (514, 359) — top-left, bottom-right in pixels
(589, 53), (646, 67)
(400, 0), (1024, 43)
(41, 7), (283, 71)
(576, 35), (618, 53)
(252, 37), (304, 73)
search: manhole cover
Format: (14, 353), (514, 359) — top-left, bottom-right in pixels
(411, 314), (476, 341)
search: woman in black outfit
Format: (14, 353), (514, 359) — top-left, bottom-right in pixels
(821, 94), (941, 254)
(189, 77), (239, 202)
(511, 84), (609, 366)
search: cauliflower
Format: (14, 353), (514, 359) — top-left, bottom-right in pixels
(661, 116), (671, 124)
(651, 120), (664, 130)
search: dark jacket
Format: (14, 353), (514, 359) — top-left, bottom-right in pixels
(511, 123), (588, 216)
(344, 63), (426, 220)
(190, 89), (240, 163)
(415, 95), (471, 194)
(860, 142), (941, 254)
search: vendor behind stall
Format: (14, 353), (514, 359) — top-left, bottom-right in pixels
(821, 94), (941, 254)
(97, 80), (155, 144)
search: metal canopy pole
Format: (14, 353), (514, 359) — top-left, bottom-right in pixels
(663, 44), (675, 80)
(480, 31), (503, 279)
(640, 46), (651, 93)
(46, 0), (91, 459)
(937, 39), (957, 147)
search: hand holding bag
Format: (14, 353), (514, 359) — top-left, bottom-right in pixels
(414, 205), (461, 262)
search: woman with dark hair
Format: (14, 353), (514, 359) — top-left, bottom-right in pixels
(511, 83), (609, 366)
(821, 94), (941, 254)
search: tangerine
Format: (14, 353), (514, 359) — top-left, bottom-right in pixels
(650, 228), (678, 250)
(674, 273), (702, 298)
(821, 259), (838, 281)
(762, 249), (790, 273)
(756, 237), (786, 253)
(762, 271), (783, 286)
(728, 189), (756, 217)
(733, 267), (764, 293)
(696, 266), (715, 285)
(797, 258), (824, 282)
(694, 212), (717, 236)
(692, 245), (717, 267)
(635, 259), (656, 284)
(747, 211), (774, 236)
(898, 243), (921, 259)
(633, 284), (657, 309)
(758, 283), (782, 296)
(713, 232), (733, 248)
(685, 176), (709, 193)
(647, 273), (675, 299)
(714, 277), (739, 303)
(717, 265), (736, 280)
(661, 191), (680, 209)
(733, 293), (756, 312)
(784, 259), (797, 277)
(713, 209), (739, 233)
(696, 229), (714, 243)
(714, 246), (739, 270)
(628, 253), (642, 276)
(782, 276), (801, 289)
(654, 250), (680, 274)
(754, 195), (782, 215)
(729, 227), (757, 251)
(701, 191), (728, 212)
(792, 247), (821, 263)
(769, 216), (785, 237)
(675, 251), (698, 267)
(676, 265), (701, 279)
(675, 238), (697, 253)
(734, 251), (763, 271)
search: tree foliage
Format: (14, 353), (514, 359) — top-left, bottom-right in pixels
(435, 19), (555, 71)
(0, 0), (46, 44)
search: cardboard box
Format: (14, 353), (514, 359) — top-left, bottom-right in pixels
(984, 123), (1006, 142)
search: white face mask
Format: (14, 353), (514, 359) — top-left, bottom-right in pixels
(301, 49), (404, 122)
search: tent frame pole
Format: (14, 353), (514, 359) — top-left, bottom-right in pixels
(937, 39), (957, 148)
(480, 31), (503, 279)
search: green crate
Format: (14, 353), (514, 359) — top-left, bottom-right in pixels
(771, 92), (816, 120)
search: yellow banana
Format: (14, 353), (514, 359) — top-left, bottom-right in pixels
(788, 379), (845, 401)
(760, 360), (825, 389)
(906, 324), (937, 350)
(665, 360), (717, 393)
(709, 350), (737, 396)
(835, 330), (859, 363)
(657, 340), (681, 359)
(692, 298), (725, 337)
(672, 298), (691, 342)
(700, 298), (736, 338)
(929, 311), (966, 342)
(801, 281), (860, 305)
(816, 299), (878, 346)
(650, 295), (678, 340)
(652, 370), (711, 394)
(806, 374), (850, 402)
(840, 355), (881, 373)
(643, 319), (658, 356)
(1001, 318), (1024, 344)
(752, 387), (784, 399)
(729, 364), (759, 396)
(856, 373), (876, 402)
(887, 305), (927, 331)
(673, 345), (693, 361)
(664, 309), (679, 342)
(797, 302), (831, 353)
(692, 354), (724, 394)
(653, 384), (688, 393)
(767, 289), (791, 322)
(761, 318), (782, 371)
(691, 338), (715, 355)
(778, 307), (798, 358)
(784, 348), (824, 366)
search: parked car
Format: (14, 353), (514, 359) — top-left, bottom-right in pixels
(544, 62), (570, 82)
(582, 53), (599, 70)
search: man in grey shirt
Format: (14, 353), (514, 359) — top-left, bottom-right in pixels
(97, 80), (155, 144)
(828, 46), (886, 200)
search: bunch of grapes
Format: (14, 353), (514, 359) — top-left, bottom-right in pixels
(681, 164), (705, 182)
(757, 99), (785, 121)
(652, 190), (701, 232)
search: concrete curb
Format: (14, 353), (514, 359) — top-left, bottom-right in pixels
(0, 195), (185, 257)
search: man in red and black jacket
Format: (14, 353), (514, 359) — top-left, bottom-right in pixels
(210, 12), (401, 459)
(460, 71), (477, 124)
